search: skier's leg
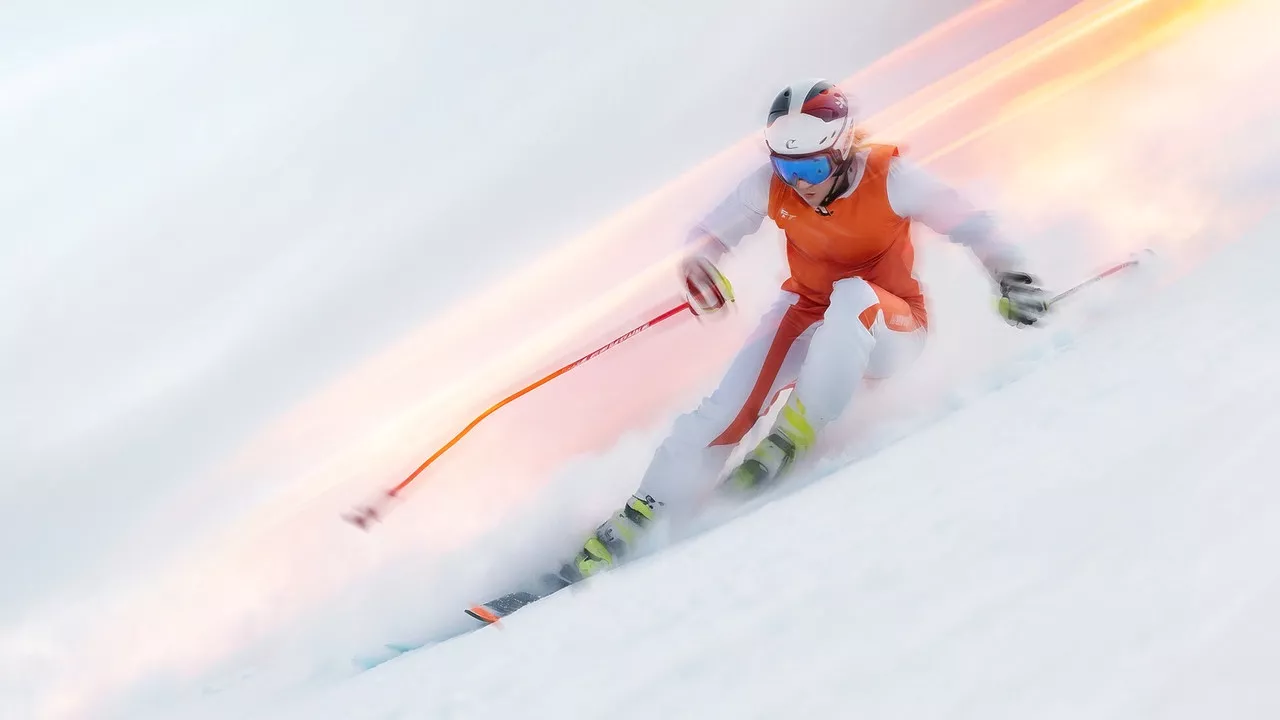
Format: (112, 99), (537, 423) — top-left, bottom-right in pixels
(863, 303), (928, 382)
(727, 278), (926, 489)
(635, 293), (819, 510)
(564, 293), (819, 580)
(796, 277), (926, 424)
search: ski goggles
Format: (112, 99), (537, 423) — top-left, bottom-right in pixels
(770, 152), (836, 186)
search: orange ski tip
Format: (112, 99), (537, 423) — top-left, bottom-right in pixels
(466, 605), (501, 624)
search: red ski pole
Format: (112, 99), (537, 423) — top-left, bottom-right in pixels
(343, 300), (693, 530)
(1049, 249), (1153, 306)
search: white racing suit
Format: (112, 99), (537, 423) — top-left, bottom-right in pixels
(635, 145), (1023, 512)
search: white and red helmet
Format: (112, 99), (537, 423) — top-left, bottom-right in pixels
(763, 79), (857, 188)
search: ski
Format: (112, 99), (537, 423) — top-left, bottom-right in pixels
(465, 572), (576, 624)
(352, 574), (573, 670)
(465, 590), (546, 624)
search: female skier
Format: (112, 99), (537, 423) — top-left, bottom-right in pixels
(563, 79), (1048, 581)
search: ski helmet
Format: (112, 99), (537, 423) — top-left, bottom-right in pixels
(764, 79), (856, 194)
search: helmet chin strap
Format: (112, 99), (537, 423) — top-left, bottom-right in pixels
(814, 160), (853, 215)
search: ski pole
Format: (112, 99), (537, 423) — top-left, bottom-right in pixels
(343, 300), (693, 530)
(1049, 250), (1150, 307)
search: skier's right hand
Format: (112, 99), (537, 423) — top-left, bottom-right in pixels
(681, 255), (735, 316)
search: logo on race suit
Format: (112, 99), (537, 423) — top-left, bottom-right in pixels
(885, 312), (916, 331)
(785, 138), (798, 150)
(778, 208), (793, 220)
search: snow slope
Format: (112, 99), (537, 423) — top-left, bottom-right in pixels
(269, 216), (1280, 720)
(7, 0), (1280, 717)
(237, 2), (1280, 713)
(260, 3), (1280, 718)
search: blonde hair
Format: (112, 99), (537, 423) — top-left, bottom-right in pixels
(850, 126), (871, 151)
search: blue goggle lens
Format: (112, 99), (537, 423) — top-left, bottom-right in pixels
(770, 154), (834, 186)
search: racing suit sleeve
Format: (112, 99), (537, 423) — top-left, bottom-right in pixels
(885, 155), (1026, 278)
(682, 162), (774, 263)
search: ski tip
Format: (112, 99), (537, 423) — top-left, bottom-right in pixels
(465, 605), (501, 624)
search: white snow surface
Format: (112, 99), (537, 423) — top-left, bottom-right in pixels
(287, 224), (1280, 720)
(5, 0), (1280, 718)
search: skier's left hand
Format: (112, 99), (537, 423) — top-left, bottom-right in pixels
(995, 270), (1050, 327)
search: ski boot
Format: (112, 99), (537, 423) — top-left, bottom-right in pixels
(557, 494), (660, 583)
(724, 396), (816, 493)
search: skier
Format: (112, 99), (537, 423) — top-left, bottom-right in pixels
(562, 79), (1049, 582)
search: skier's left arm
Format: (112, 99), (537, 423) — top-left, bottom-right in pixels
(886, 156), (1049, 327)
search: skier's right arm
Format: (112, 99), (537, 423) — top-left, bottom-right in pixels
(679, 164), (772, 315)
(684, 162), (772, 263)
